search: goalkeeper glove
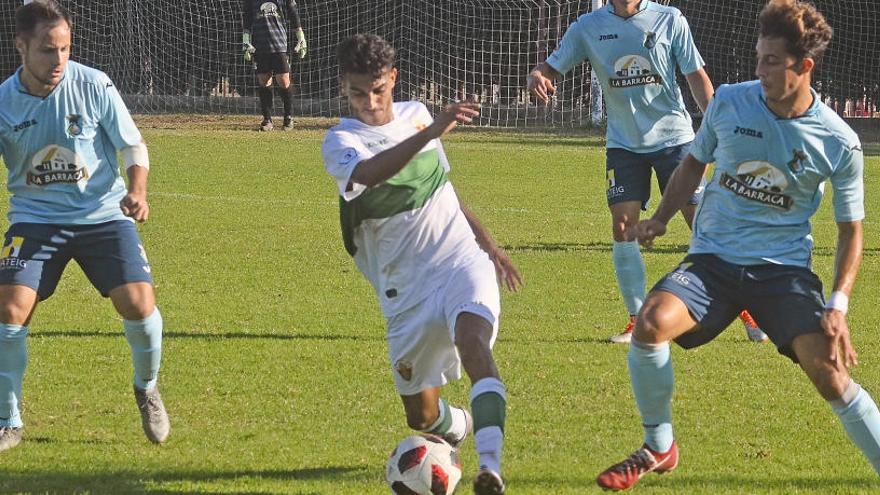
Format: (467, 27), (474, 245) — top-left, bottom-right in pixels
(294, 29), (308, 59)
(242, 32), (256, 62)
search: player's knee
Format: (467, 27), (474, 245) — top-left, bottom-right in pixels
(110, 283), (155, 320)
(810, 363), (851, 401)
(115, 297), (154, 320)
(0, 301), (33, 326)
(634, 301), (673, 343)
(611, 222), (634, 242)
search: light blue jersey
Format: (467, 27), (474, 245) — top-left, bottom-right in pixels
(546, 0), (704, 153)
(0, 61), (142, 225)
(689, 81), (864, 268)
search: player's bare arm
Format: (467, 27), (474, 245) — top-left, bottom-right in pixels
(526, 62), (561, 104)
(685, 67), (714, 113)
(349, 102), (480, 187)
(120, 142), (150, 222)
(636, 153), (707, 248)
(458, 200), (523, 293)
(822, 219), (863, 368)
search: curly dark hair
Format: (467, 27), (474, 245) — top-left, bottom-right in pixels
(337, 34), (396, 77)
(16, 0), (72, 39)
(759, 0), (833, 64)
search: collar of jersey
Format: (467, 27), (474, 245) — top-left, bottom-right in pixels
(759, 86), (821, 121)
(605, 0), (650, 17)
(343, 110), (400, 129)
(13, 65), (66, 99)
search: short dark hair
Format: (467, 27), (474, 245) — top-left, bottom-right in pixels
(337, 34), (396, 77)
(15, 0), (73, 39)
(759, 0), (832, 63)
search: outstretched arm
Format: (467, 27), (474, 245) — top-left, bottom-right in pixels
(526, 62), (562, 104)
(349, 102), (480, 188)
(459, 200), (523, 292)
(821, 220), (863, 368)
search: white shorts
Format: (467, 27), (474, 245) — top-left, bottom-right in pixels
(386, 253), (501, 396)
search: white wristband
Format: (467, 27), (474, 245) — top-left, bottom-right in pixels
(826, 290), (849, 314)
(121, 142), (149, 170)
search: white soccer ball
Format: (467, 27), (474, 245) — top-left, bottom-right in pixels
(385, 434), (462, 495)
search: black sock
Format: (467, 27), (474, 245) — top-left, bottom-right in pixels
(258, 87), (273, 120)
(278, 85), (293, 118)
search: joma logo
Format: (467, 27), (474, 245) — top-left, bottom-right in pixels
(13, 119), (37, 132)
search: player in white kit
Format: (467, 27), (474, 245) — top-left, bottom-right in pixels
(322, 34), (522, 495)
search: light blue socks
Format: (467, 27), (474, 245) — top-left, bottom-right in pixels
(612, 240), (646, 316)
(0, 323), (27, 428)
(124, 307), (163, 391)
(832, 380), (880, 475)
(628, 338), (674, 453)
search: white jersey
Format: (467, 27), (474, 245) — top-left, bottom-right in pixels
(322, 101), (483, 317)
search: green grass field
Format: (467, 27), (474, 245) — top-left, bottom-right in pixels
(0, 116), (878, 494)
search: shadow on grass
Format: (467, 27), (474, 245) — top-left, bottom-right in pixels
(31, 331), (384, 341)
(28, 436), (113, 445)
(0, 466), (367, 494)
(503, 241), (690, 255)
(509, 473), (879, 492)
(504, 242), (880, 258)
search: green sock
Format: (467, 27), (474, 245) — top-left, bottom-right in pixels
(472, 392), (506, 433)
(470, 377), (507, 474)
(425, 399), (452, 435)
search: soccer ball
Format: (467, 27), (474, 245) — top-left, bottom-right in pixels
(385, 434), (462, 495)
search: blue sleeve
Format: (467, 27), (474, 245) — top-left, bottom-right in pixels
(672, 13), (704, 75)
(830, 145), (865, 222)
(98, 74), (143, 150)
(689, 91), (719, 164)
(546, 19), (591, 75)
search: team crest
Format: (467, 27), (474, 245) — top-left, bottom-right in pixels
(644, 31), (657, 49)
(66, 114), (82, 136)
(395, 360), (413, 381)
(787, 149), (808, 174)
(259, 1), (280, 18)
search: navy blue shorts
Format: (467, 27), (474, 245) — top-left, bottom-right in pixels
(605, 143), (705, 209)
(254, 52), (290, 75)
(0, 221), (153, 300)
(653, 254), (826, 362)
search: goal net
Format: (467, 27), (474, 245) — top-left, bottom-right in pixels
(1, 1), (878, 127)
